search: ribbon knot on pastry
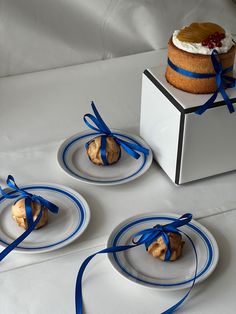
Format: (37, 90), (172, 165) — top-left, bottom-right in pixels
(0, 175), (58, 226)
(83, 102), (149, 165)
(0, 175), (59, 261)
(132, 213), (192, 261)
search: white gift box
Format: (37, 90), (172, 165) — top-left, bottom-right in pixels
(140, 65), (236, 184)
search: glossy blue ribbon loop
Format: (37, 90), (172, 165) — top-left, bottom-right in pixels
(167, 49), (235, 114)
(0, 175), (59, 261)
(84, 102), (149, 165)
(75, 213), (198, 314)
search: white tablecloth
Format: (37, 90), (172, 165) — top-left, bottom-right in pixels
(0, 50), (236, 313)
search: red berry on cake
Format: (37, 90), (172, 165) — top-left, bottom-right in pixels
(220, 33), (225, 40)
(207, 42), (214, 49)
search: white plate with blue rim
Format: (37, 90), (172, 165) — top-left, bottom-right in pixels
(107, 213), (219, 290)
(57, 130), (153, 186)
(0, 183), (90, 254)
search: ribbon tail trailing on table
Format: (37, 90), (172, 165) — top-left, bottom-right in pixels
(0, 175), (59, 261)
(167, 49), (236, 115)
(83, 101), (149, 165)
(75, 213), (198, 314)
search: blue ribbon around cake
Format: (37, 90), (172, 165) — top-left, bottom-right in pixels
(75, 213), (198, 314)
(0, 175), (59, 261)
(84, 102), (149, 165)
(167, 49), (236, 114)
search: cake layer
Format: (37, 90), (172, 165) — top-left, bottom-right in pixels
(166, 38), (236, 94)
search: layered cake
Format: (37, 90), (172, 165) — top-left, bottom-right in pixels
(166, 22), (236, 93)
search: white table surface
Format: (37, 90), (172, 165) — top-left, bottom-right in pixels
(0, 49), (236, 313)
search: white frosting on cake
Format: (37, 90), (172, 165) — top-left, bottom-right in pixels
(172, 29), (235, 55)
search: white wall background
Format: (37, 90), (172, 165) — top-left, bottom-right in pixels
(0, 0), (236, 77)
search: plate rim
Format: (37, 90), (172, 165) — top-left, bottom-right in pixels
(107, 212), (219, 291)
(57, 129), (153, 186)
(0, 182), (91, 254)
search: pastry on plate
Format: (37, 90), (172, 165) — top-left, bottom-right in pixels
(12, 198), (48, 230)
(148, 232), (185, 261)
(87, 136), (121, 166)
(165, 22), (236, 93)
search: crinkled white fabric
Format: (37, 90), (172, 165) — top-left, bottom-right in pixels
(0, 0), (236, 76)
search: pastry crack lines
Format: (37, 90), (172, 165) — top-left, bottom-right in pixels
(0, 175), (59, 261)
(75, 213), (198, 314)
(84, 101), (149, 166)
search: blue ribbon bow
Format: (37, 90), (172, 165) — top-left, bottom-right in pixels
(84, 102), (149, 165)
(0, 175), (59, 261)
(75, 213), (198, 314)
(168, 49), (235, 114)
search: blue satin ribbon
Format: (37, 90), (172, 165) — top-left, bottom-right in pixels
(168, 49), (235, 114)
(84, 102), (149, 165)
(75, 213), (198, 314)
(0, 175), (59, 261)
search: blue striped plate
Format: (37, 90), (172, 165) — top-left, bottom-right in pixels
(107, 213), (219, 290)
(0, 184), (90, 253)
(57, 130), (153, 186)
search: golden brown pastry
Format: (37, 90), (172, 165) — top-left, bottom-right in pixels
(166, 40), (235, 94)
(12, 198), (48, 230)
(86, 136), (121, 166)
(148, 232), (185, 261)
(165, 22), (236, 94)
